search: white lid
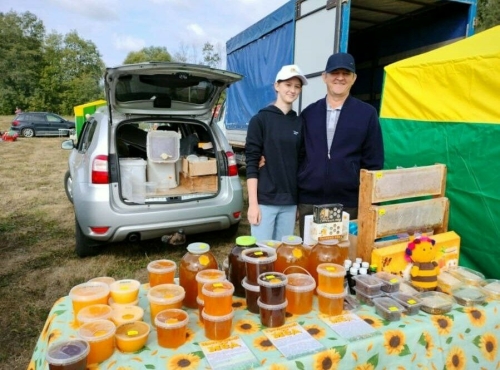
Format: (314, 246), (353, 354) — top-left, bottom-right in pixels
(187, 242), (211, 254)
(155, 308), (189, 329)
(241, 277), (260, 292)
(349, 267), (359, 275)
(361, 262), (370, 268)
(257, 298), (288, 310)
(240, 247), (277, 264)
(316, 288), (346, 299)
(201, 308), (234, 322)
(46, 340), (90, 365)
(258, 272), (288, 288)
(359, 267), (368, 275)
(281, 235), (303, 245)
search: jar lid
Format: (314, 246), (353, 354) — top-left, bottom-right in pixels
(317, 263), (346, 277)
(258, 272), (288, 288)
(241, 277), (260, 292)
(147, 284), (185, 304)
(317, 239), (339, 246)
(236, 236), (256, 246)
(281, 235), (303, 245)
(77, 320), (116, 342)
(187, 242), (211, 254)
(155, 309), (189, 329)
(286, 273), (316, 292)
(69, 282), (110, 302)
(46, 339), (90, 365)
(201, 308), (234, 322)
(240, 247), (277, 264)
(316, 289), (346, 299)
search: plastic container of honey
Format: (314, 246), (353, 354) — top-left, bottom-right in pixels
(257, 298), (287, 328)
(196, 269), (227, 301)
(45, 339), (89, 370)
(109, 279), (141, 304)
(241, 247), (277, 285)
(77, 320), (116, 365)
(202, 309), (234, 340)
(69, 282), (110, 321)
(147, 284), (185, 324)
(285, 273), (316, 315)
(155, 309), (189, 348)
(317, 289), (345, 316)
(316, 263), (346, 294)
(115, 321), (150, 353)
(388, 292), (423, 315)
(258, 272), (288, 305)
(241, 277), (260, 314)
(308, 239), (349, 284)
(110, 305), (144, 326)
(88, 276), (115, 287)
(179, 242), (218, 308)
(197, 296), (205, 324)
(202, 280), (235, 316)
(437, 271), (463, 295)
(77, 304), (113, 326)
(275, 235), (309, 274)
(147, 259), (177, 287)
(108, 297), (139, 308)
(373, 297), (406, 321)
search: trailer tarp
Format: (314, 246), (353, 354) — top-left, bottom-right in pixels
(380, 26), (500, 279)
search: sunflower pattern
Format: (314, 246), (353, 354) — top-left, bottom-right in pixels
(27, 286), (500, 370)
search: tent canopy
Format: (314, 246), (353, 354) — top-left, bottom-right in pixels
(380, 26), (500, 280)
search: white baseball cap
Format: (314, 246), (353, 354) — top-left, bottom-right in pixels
(275, 65), (308, 86)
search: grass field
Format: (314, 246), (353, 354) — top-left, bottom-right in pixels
(0, 116), (250, 369)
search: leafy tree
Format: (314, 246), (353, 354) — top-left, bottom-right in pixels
(202, 42), (221, 68)
(0, 11), (45, 114)
(123, 46), (172, 64)
(477, 0), (500, 31)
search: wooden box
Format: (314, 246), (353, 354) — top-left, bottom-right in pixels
(180, 173), (217, 193)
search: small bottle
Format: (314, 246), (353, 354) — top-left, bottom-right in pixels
(361, 261), (370, 270)
(355, 257), (362, 265)
(353, 262), (361, 270)
(359, 267), (368, 275)
(348, 267), (358, 295)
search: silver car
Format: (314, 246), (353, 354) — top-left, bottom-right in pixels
(62, 63), (243, 257)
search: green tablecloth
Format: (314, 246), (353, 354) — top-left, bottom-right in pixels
(28, 284), (500, 370)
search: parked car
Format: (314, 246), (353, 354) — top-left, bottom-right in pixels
(62, 62), (244, 257)
(11, 112), (75, 137)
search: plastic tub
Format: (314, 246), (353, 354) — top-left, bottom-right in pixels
(258, 272), (288, 305)
(147, 284), (185, 324)
(241, 247), (277, 285)
(257, 298), (288, 328)
(109, 279), (141, 304)
(69, 282), (110, 321)
(77, 304), (113, 326)
(202, 309), (234, 340)
(448, 266), (485, 286)
(197, 296), (205, 324)
(352, 274), (384, 296)
(88, 276), (115, 286)
(451, 285), (487, 306)
(353, 286), (384, 306)
(317, 289), (345, 316)
(374, 271), (401, 293)
(481, 279), (500, 300)
(155, 309), (189, 348)
(115, 321), (150, 353)
(388, 292), (423, 315)
(108, 297), (139, 308)
(110, 305), (144, 326)
(242, 277), (260, 314)
(202, 280), (235, 316)
(119, 158), (147, 200)
(317, 263), (346, 294)
(373, 297), (406, 321)
(45, 339), (89, 370)
(285, 273), (316, 315)
(196, 269), (227, 300)
(77, 320), (116, 364)
(147, 259), (177, 287)
(417, 291), (455, 314)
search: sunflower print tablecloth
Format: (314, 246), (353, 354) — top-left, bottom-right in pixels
(28, 285), (500, 370)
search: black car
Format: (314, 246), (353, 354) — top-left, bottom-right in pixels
(10, 112), (75, 138)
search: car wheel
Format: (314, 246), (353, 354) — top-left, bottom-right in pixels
(64, 170), (73, 204)
(75, 216), (103, 257)
(21, 128), (35, 138)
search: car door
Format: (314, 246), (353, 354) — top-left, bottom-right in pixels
(46, 113), (68, 135)
(70, 120), (98, 186)
(33, 113), (51, 135)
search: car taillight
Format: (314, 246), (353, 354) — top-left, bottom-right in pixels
(91, 155), (109, 184)
(90, 226), (110, 234)
(12, 120), (19, 127)
(225, 151), (238, 177)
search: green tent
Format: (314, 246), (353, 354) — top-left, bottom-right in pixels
(380, 26), (500, 280)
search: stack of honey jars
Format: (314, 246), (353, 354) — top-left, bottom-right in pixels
(201, 280), (235, 340)
(257, 272), (288, 327)
(240, 247), (277, 314)
(195, 269), (227, 323)
(316, 263), (346, 316)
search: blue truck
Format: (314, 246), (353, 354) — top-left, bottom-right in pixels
(221, 0), (477, 164)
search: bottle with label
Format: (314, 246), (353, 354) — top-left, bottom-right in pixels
(308, 239), (349, 284)
(275, 235), (309, 274)
(348, 267), (358, 295)
(179, 242), (218, 308)
(228, 236), (256, 297)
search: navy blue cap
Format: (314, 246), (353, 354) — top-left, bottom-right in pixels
(325, 52), (356, 73)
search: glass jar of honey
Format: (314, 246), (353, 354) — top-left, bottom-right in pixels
(275, 235), (309, 274)
(308, 239), (349, 285)
(179, 242), (218, 309)
(228, 236), (256, 297)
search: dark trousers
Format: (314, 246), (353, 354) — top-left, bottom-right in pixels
(298, 203), (358, 239)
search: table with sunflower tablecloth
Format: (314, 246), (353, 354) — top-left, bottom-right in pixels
(29, 284), (499, 370)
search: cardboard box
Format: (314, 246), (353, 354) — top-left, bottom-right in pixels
(180, 173), (217, 193)
(313, 203), (343, 223)
(371, 231), (460, 278)
(182, 157), (217, 176)
(304, 212), (350, 246)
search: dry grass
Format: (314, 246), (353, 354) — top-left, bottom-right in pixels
(0, 116), (249, 369)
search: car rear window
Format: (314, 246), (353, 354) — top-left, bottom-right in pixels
(116, 73), (216, 105)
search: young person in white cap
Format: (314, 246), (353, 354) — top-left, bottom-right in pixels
(245, 65), (308, 241)
(297, 52), (384, 237)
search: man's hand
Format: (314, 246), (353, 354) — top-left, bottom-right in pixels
(247, 204), (262, 225)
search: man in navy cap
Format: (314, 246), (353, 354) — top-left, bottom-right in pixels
(297, 52), (384, 237)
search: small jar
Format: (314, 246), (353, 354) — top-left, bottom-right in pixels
(241, 247), (277, 285)
(257, 298), (287, 328)
(258, 272), (288, 305)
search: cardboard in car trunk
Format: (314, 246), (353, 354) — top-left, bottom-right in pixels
(182, 157), (217, 176)
(180, 173), (218, 193)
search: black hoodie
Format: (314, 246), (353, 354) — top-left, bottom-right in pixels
(245, 105), (303, 205)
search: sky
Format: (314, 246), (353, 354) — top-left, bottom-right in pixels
(1, 0), (290, 67)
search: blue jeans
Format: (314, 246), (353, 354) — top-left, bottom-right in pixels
(251, 204), (297, 241)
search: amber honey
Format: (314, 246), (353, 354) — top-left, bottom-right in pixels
(155, 309), (189, 349)
(317, 289), (345, 316)
(77, 320), (116, 365)
(147, 284), (185, 325)
(241, 248), (277, 285)
(308, 240), (349, 284)
(317, 263), (346, 294)
(258, 272), (288, 305)
(202, 281), (235, 316)
(147, 259), (176, 287)
(257, 298), (287, 327)
(201, 309), (234, 340)
(69, 282), (110, 321)
(275, 235), (309, 274)
(196, 269), (226, 300)
(285, 273), (316, 315)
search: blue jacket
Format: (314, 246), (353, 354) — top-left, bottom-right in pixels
(298, 95), (384, 207)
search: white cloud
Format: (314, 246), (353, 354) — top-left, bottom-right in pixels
(49, 0), (119, 20)
(187, 24), (205, 37)
(113, 34), (146, 52)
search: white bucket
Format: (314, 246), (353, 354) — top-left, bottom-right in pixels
(120, 158), (147, 202)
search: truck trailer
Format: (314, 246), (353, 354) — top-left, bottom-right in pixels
(221, 0), (477, 164)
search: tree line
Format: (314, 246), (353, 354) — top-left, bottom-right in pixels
(0, 11), (223, 116)
(1, 2), (499, 116)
